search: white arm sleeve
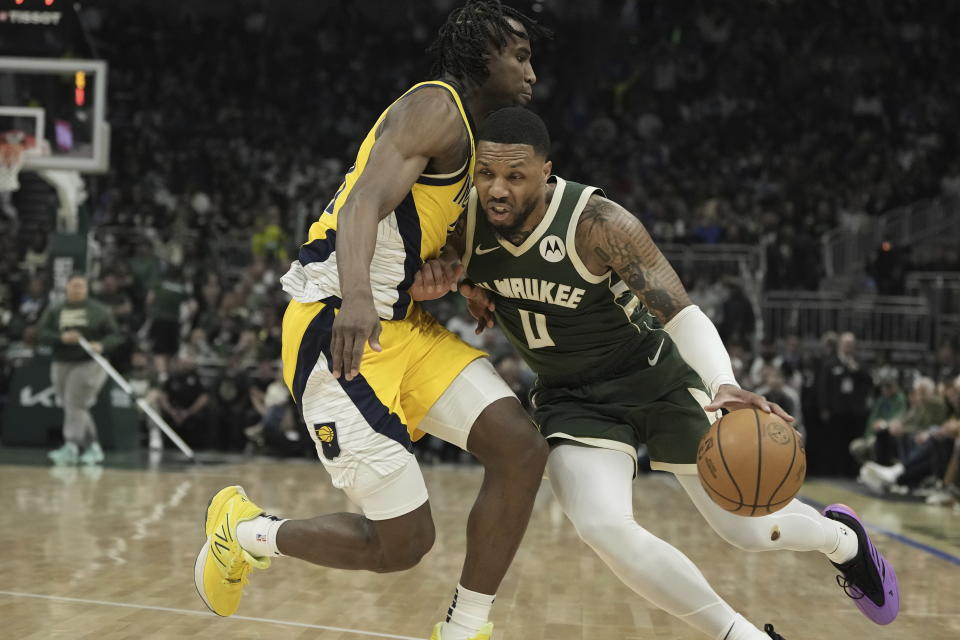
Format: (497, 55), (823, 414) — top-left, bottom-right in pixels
(663, 305), (740, 397)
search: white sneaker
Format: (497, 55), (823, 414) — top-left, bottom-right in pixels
(873, 462), (904, 485)
(858, 463), (890, 493)
(49, 442), (79, 465)
(925, 490), (954, 506)
(79, 442), (105, 466)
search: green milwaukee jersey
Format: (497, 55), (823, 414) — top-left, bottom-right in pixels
(463, 176), (662, 378)
(37, 298), (123, 362)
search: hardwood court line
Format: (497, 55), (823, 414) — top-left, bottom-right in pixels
(800, 497), (960, 566)
(0, 590), (422, 640)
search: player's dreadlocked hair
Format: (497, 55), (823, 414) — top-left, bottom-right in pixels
(427, 1), (552, 85)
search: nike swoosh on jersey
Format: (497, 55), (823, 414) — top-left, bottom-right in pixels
(648, 339), (665, 366)
(475, 245), (501, 255)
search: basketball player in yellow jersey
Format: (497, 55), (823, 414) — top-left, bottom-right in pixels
(194, 3), (550, 640)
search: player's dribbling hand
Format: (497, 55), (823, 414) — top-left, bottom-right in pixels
(410, 259), (463, 301)
(704, 384), (796, 423)
(331, 296), (382, 381)
(458, 282), (496, 334)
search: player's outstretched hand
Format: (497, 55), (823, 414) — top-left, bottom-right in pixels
(331, 296), (382, 381)
(458, 282), (496, 334)
(410, 259), (463, 301)
(704, 384), (796, 423)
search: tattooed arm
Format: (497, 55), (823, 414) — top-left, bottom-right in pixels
(576, 194), (794, 420)
(576, 194), (690, 324)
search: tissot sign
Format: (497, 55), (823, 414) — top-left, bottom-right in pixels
(0, 10), (63, 24)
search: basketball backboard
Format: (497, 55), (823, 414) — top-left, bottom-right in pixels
(0, 56), (109, 173)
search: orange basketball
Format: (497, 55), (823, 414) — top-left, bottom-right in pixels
(696, 408), (806, 517)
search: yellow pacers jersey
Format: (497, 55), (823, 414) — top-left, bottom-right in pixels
(280, 81), (475, 320)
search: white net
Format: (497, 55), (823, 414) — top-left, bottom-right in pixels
(0, 131), (33, 193)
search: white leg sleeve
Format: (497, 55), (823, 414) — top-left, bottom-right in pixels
(675, 472), (841, 554)
(548, 444), (763, 640)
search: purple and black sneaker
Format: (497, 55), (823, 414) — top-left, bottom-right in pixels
(822, 503), (900, 625)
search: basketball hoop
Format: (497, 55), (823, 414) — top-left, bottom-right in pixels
(0, 130), (36, 193)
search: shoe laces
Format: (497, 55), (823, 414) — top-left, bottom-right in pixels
(221, 551), (253, 587)
(835, 574), (866, 600)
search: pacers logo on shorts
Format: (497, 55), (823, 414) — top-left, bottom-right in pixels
(314, 422), (341, 460)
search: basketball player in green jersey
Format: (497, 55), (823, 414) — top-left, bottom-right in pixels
(412, 108), (900, 639)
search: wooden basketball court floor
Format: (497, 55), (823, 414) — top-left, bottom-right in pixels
(2, 451), (958, 640)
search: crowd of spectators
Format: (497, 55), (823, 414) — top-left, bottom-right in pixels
(82, 0), (960, 281)
(726, 329), (960, 507)
(1, 1), (960, 494)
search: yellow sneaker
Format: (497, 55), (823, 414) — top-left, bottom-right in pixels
(430, 622), (494, 640)
(194, 485), (271, 616)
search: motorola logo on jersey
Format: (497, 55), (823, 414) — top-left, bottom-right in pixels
(539, 235), (566, 262)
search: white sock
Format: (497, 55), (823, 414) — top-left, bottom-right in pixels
(825, 520), (859, 565)
(236, 515), (288, 558)
(442, 583), (494, 640)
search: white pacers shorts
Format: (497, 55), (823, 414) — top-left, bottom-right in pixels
(304, 357), (516, 520)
